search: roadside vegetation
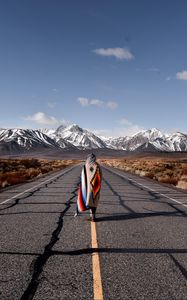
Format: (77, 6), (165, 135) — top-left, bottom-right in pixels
(0, 158), (79, 189)
(100, 158), (187, 191)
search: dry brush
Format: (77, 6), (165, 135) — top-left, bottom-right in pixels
(0, 158), (79, 189)
(100, 158), (187, 191)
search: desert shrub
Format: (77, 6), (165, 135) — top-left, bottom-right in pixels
(145, 172), (154, 179)
(124, 167), (131, 171)
(182, 166), (187, 175)
(53, 163), (66, 169)
(139, 171), (147, 177)
(163, 163), (174, 169)
(102, 158), (187, 189)
(0, 171), (28, 187)
(137, 167), (143, 171)
(135, 170), (140, 175)
(21, 159), (41, 168)
(158, 176), (178, 185)
(0, 161), (6, 169)
(181, 174), (187, 180)
(27, 168), (41, 178)
(8, 175), (27, 185)
(176, 180), (187, 190)
(0, 159), (79, 189)
(153, 166), (166, 173)
(164, 170), (174, 177)
(1, 180), (8, 187)
(41, 167), (52, 174)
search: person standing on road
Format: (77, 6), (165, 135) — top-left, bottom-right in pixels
(75, 153), (102, 221)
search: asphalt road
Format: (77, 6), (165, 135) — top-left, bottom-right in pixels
(0, 164), (187, 300)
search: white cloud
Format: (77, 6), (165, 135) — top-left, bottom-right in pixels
(78, 97), (103, 107)
(176, 70), (187, 80)
(90, 99), (104, 107)
(77, 97), (118, 110)
(106, 101), (118, 110)
(47, 101), (57, 108)
(23, 112), (64, 126)
(166, 76), (172, 81)
(93, 47), (134, 60)
(77, 97), (89, 106)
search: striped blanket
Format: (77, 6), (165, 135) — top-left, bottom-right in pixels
(77, 163), (101, 212)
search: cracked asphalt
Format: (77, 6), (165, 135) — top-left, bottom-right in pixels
(0, 164), (187, 300)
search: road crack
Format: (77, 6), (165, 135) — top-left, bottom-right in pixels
(20, 185), (78, 300)
(103, 177), (136, 213)
(0, 168), (74, 212)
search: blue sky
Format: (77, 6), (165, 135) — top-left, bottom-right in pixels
(0, 0), (187, 137)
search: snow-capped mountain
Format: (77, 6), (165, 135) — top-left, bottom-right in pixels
(103, 136), (131, 150)
(108, 128), (167, 151)
(0, 129), (59, 149)
(0, 126), (187, 155)
(0, 128), (75, 154)
(39, 127), (77, 149)
(55, 124), (107, 149)
(44, 126), (187, 152)
(39, 128), (56, 137)
(167, 132), (187, 151)
(112, 129), (187, 152)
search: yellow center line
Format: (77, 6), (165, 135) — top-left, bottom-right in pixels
(90, 216), (103, 300)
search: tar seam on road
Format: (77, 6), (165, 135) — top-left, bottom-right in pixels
(103, 166), (187, 209)
(90, 213), (103, 300)
(20, 185), (79, 300)
(0, 164), (78, 205)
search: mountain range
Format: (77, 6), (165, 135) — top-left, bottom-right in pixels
(0, 125), (187, 155)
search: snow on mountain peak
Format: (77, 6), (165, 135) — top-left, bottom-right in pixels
(1, 124), (187, 153)
(54, 124), (106, 149)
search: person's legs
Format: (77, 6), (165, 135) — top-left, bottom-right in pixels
(90, 207), (96, 221)
(74, 204), (79, 217)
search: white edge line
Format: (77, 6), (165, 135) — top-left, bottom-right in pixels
(103, 166), (187, 209)
(0, 164), (79, 205)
